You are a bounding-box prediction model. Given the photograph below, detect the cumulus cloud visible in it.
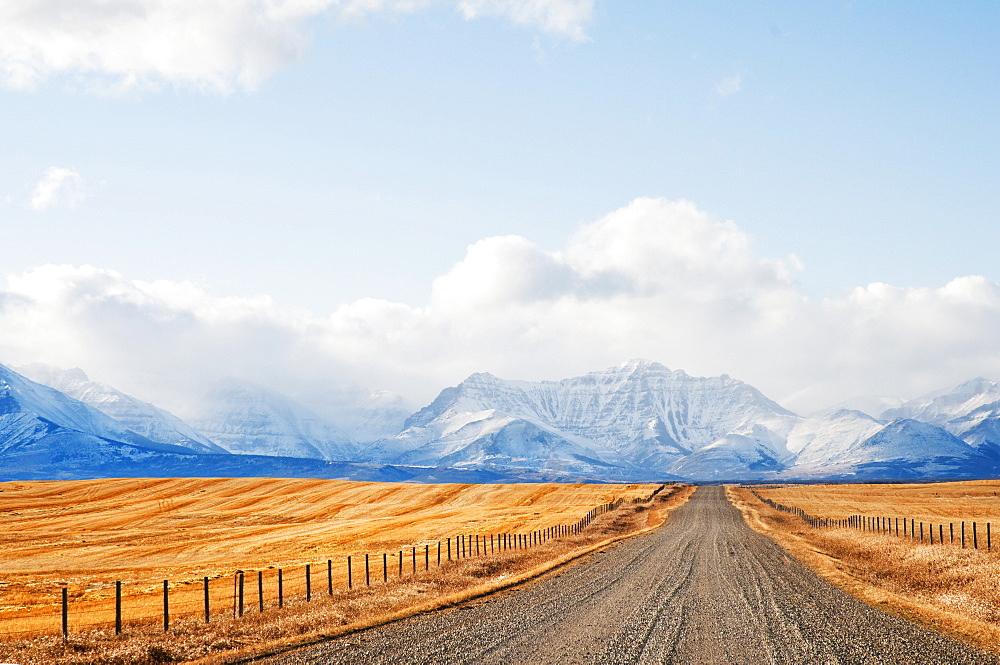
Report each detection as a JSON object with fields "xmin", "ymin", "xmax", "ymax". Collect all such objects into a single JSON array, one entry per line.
[
  {"xmin": 0, "ymin": 0, "xmax": 593, "ymax": 92},
  {"xmin": 30, "ymin": 166, "xmax": 85, "ymax": 210},
  {"xmin": 2, "ymin": 197, "xmax": 999, "ymax": 415}
]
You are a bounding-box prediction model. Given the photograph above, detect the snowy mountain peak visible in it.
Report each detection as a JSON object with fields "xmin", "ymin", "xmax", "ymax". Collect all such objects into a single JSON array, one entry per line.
[{"xmin": 378, "ymin": 361, "xmax": 799, "ymax": 480}]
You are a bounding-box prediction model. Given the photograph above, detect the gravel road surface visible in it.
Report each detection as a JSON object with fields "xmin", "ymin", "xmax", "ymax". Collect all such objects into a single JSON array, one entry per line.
[{"xmin": 259, "ymin": 486, "xmax": 998, "ymax": 664}]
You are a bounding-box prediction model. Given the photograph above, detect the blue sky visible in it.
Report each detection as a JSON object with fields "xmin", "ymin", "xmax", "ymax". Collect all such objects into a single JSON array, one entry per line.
[{"xmin": 1, "ymin": 1, "xmax": 999, "ymax": 412}]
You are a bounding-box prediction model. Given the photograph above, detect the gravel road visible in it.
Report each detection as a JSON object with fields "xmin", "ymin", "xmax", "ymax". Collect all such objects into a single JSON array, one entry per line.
[{"xmin": 258, "ymin": 486, "xmax": 998, "ymax": 664}]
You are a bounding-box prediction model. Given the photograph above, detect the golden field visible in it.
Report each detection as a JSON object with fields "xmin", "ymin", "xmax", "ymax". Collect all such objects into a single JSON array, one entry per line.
[
  {"xmin": 0, "ymin": 477, "xmax": 658, "ymax": 636},
  {"xmin": 734, "ymin": 481, "xmax": 1000, "ymax": 655},
  {"xmin": 0, "ymin": 478, "xmax": 686, "ymax": 664},
  {"xmin": 755, "ymin": 480, "xmax": 1000, "ymax": 522}
]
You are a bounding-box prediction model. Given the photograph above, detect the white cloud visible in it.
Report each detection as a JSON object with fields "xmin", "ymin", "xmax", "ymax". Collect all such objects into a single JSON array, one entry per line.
[
  {"xmin": 2, "ymin": 197, "xmax": 999, "ymax": 415},
  {"xmin": 715, "ymin": 75, "xmax": 741, "ymax": 98},
  {"xmin": 30, "ymin": 166, "xmax": 85, "ymax": 210},
  {"xmin": 0, "ymin": 0, "xmax": 593, "ymax": 93}
]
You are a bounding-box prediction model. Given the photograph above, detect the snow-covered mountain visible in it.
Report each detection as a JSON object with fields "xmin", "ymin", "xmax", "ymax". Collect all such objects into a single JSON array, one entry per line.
[
  {"xmin": 0, "ymin": 364, "xmax": 192, "ymax": 454},
  {"xmin": 372, "ymin": 360, "xmax": 795, "ymax": 479},
  {"xmin": 0, "ymin": 363, "xmax": 208, "ymax": 479},
  {"xmin": 782, "ymin": 410, "xmax": 886, "ymax": 476},
  {"xmin": 15, "ymin": 363, "xmax": 226, "ymax": 454},
  {"xmin": 185, "ymin": 378, "xmax": 358, "ymax": 461},
  {"xmin": 296, "ymin": 386, "xmax": 411, "ymax": 442},
  {"xmin": 815, "ymin": 419, "xmax": 996, "ymax": 479},
  {"xmin": 4, "ymin": 358, "xmax": 1000, "ymax": 482},
  {"xmin": 882, "ymin": 378, "xmax": 1000, "ymax": 457}
]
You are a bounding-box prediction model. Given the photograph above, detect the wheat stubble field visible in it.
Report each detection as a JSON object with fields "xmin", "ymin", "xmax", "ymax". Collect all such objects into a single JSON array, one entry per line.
[
  {"xmin": 736, "ymin": 481, "xmax": 1000, "ymax": 656},
  {"xmin": 0, "ymin": 477, "xmax": 668, "ymax": 663}
]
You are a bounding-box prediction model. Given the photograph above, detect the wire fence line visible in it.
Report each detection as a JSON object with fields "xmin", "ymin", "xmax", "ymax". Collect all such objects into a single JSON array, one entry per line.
[
  {"xmin": 2, "ymin": 484, "xmax": 668, "ymax": 639},
  {"xmin": 750, "ymin": 489, "xmax": 994, "ymax": 552}
]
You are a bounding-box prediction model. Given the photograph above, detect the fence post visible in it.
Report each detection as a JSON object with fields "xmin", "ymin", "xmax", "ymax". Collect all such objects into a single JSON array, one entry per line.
[
  {"xmin": 963, "ymin": 522, "xmax": 966, "ymax": 548},
  {"xmin": 399, "ymin": 550, "xmax": 403, "ymax": 577},
  {"xmin": 204, "ymin": 576, "xmax": 210, "ymax": 623},
  {"xmin": 278, "ymin": 569, "xmax": 284, "ymax": 608},
  {"xmin": 115, "ymin": 580, "xmax": 122, "ymax": 635},
  {"xmin": 328, "ymin": 559, "xmax": 333, "ymax": 595},
  {"xmin": 348, "ymin": 556, "xmax": 353, "ymax": 589},
  {"xmin": 306, "ymin": 564, "xmax": 311, "ymax": 601},
  {"xmin": 437, "ymin": 541, "xmax": 441, "ymax": 566},
  {"xmin": 163, "ymin": 580, "xmax": 169, "ymax": 632},
  {"xmin": 412, "ymin": 547, "xmax": 416, "ymax": 573},
  {"xmin": 239, "ymin": 572, "xmax": 245, "ymax": 617},
  {"xmin": 259, "ymin": 571, "xmax": 265, "ymax": 612},
  {"xmin": 365, "ymin": 554, "xmax": 370, "ymax": 586},
  {"xmin": 448, "ymin": 538, "xmax": 452, "ymax": 561},
  {"xmin": 974, "ymin": 523, "xmax": 979, "ymax": 549},
  {"xmin": 989, "ymin": 523, "xmax": 993, "ymax": 551},
  {"xmin": 62, "ymin": 587, "xmax": 68, "ymax": 639},
  {"xmin": 382, "ymin": 553, "xmax": 387, "ymax": 583}
]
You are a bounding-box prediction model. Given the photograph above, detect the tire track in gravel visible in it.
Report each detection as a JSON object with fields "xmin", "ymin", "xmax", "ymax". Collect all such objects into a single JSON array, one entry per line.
[{"xmin": 258, "ymin": 486, "xmax": 999, "ymax": 665}]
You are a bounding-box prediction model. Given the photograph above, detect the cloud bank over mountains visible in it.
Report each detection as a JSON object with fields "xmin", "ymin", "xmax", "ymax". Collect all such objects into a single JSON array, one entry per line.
[
  {"xmin": 1, "ymin": 197, "xmax": 998, "ymax": 412},
  {"xmin": 0, "ymin": 0, "xmax": 592, "ymax": 92}
]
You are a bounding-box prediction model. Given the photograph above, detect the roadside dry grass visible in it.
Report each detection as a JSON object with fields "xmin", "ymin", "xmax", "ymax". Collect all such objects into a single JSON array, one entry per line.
[
  {"xmin": 0, "ymin": 481, "xmax": 692, "ymax": 664},
  {"xmin": 731, "ymin": 484, "xmax": 1000, "ymax": 655}
]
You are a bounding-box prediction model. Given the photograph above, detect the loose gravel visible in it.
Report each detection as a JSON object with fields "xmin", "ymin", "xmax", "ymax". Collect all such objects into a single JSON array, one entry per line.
[{"xmin": 257, "ymin": 486, "xmax": 998, "ymax": 664}]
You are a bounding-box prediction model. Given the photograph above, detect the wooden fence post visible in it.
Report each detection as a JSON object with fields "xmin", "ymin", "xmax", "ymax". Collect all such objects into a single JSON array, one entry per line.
[
  {"xmin": 382, "ymin": 553, "xmax": 387, "ymax": 583},
  {"xmin": 259, "ymin": 571, "xmax": 265, "ymax": 612},
  {"xmin": 963, "ymin": 522, "xmax": 966, "ymax": 548},
  {"xmin": 115, "ymin": 580, "xmax": 122, "ymax": 635},
  {"xmin": 328, "ymin": 559, "xmax": 333, "ymax": 595},
  {"xmin": 974, "ymin": 523, "xmax": 979, "ymax": 549},
  {"xmin": 412, "ymin": 546, "xmax": 416, "ymax": 573},
  {"xmin": 989, "ymin": 523, "xmax": 992, "ymax": 551},
  {"xmin": 306, "ymin": 564, "xmax": 311, "ymax": 601},
  {"xmin": 163, "ymin": 580, "xmax": 169, "ymax": 632},
  {"xmin": 62, "ymin": 587, "xmax": 68, "ymax": 639},
  {"xmin": 239, "ymin": 572, "xmax": 245, "ymax": 617},
  {"xmin": 204, "ymin": 576, "xmax": 210, "ymax": 623},
  {"xmin": 425, "ymin": 544, "xmax": 430, "ymax": 570},
  {"xmin": 278, "ymin": 569, "xmax": 284, "ymax": 608},
  {"xmin": 348, "ymin": 556, "xmax": 353, "ymax": 589},
  {"xmin": 398, "ymin": 550, "xmax": 403, "ymax": 577},
  {"xmin": 365, "ymin": 554, "xmax": 370, "ymax": 586}
]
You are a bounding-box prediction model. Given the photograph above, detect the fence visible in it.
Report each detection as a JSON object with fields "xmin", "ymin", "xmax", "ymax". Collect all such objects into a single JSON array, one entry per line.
[
  {"xmin": 2, "ymin": 484, "xmax": 668, "ymax": 639},
  {"xmin": 751, "ymin": 489, "xmax": 994, "ymax": 551}
]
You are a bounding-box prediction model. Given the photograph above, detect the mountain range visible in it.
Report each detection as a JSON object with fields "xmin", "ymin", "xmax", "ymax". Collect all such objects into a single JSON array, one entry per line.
[{"xmin": 3, "ymin": 360, "xmax": 1000, "ymax": 483}]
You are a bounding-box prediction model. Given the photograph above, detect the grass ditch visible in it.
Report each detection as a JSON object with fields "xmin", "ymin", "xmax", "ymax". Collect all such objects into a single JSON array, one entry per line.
[
  {"xmin": 730, "ymin": 485, "xmax": 1000, "ymax": 655},
  {"xmin": 0, "ymin": 485, "xmax": 694, "ymax": 664}
]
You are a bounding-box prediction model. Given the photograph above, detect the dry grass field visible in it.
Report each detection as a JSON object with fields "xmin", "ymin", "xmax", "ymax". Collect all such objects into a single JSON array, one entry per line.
[
  {"xmin": 733, "ymin": 482, "xmax": 1000, "ymax": 655},
  {"xmin": 0, "ymin": 477, "xmax": 676, "ymax": 663},
  {"xmin": 754, "ymin": 480, "xmax": 1000, "ymax": 522}
]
